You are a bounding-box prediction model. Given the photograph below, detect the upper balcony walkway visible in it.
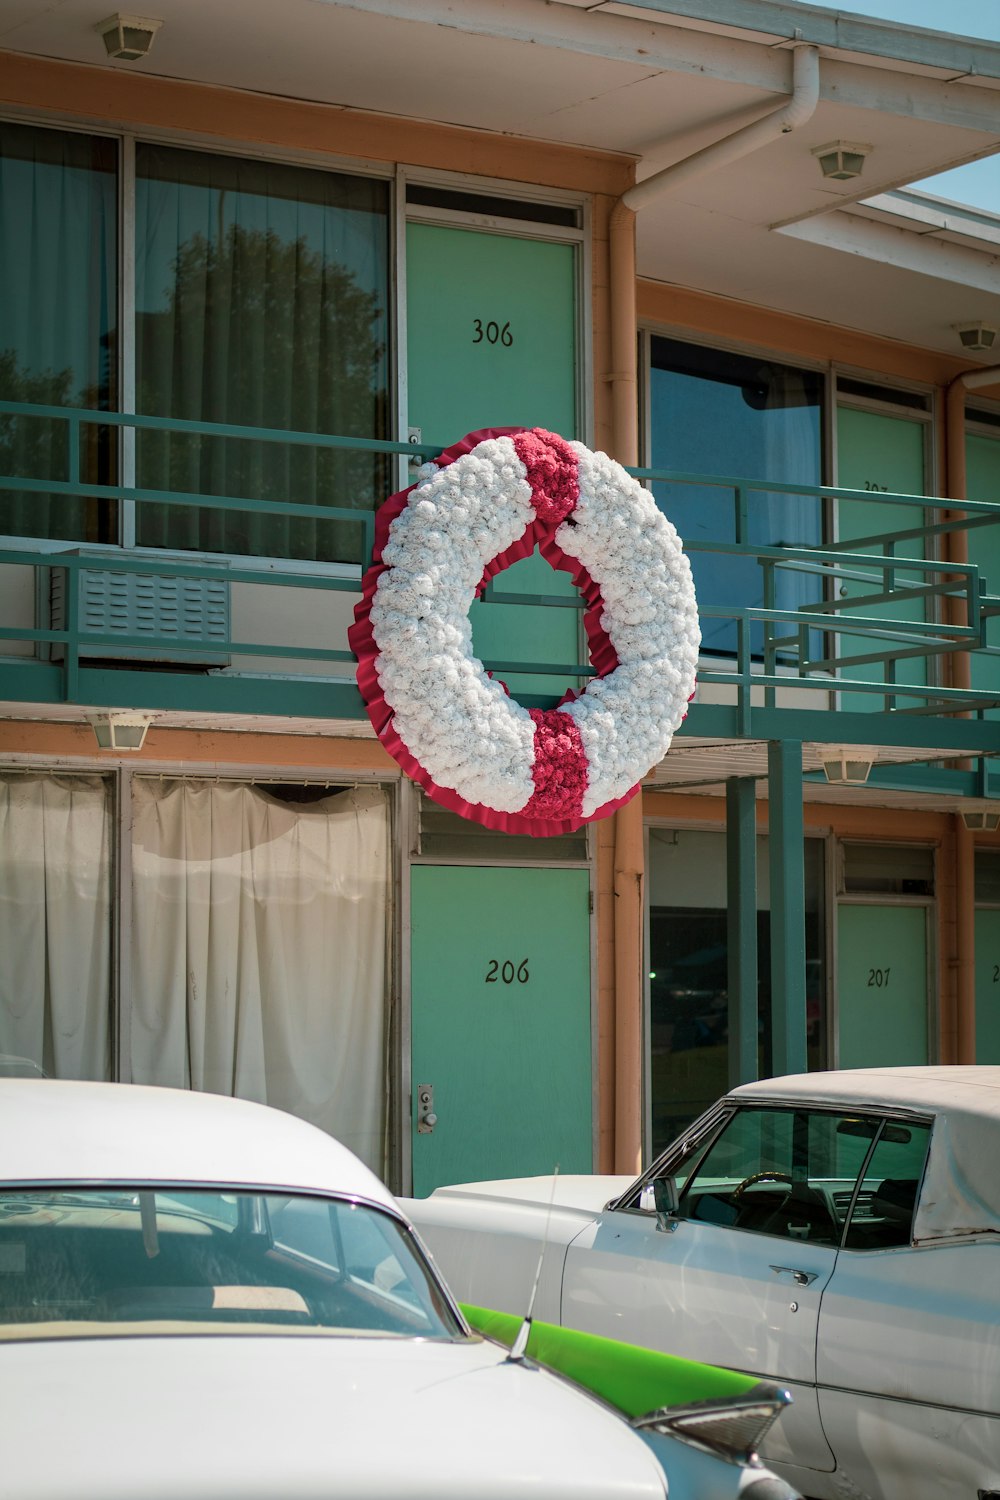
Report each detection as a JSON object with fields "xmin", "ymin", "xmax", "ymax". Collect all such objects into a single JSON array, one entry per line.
[{"xmin": 0, "ymin": 402, "xmax": 997, "ymax": 781}]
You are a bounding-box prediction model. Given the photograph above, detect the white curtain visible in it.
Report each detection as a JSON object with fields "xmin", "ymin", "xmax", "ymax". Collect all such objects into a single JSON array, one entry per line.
[
  {"xmin": 130, "ymin": 779, "xmax": 390, "ymax": 1174},
  {"xmin": 0, "ymin": 774, "xmax": 112, "ymax": 1078}
]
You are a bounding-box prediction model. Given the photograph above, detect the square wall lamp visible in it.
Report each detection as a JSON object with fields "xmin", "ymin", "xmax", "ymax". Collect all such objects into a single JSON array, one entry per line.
[
  {"xmin": 96, "ymin": 13, "xmax": 162, "ymax": 60},
  {"xmin": 821, "ymin": 747, "xmax": 874, "ymax": 786},
  {"xmin": 961, "ymin": 804, "xmax": 1000, "ymax": 832},
  {"xmin": 87, "ymin": 711, "xmax": 154, "ymax": 751},
  {"xmin": 812, "ymin": 141, "xmax": 872, "ymax": 182}
]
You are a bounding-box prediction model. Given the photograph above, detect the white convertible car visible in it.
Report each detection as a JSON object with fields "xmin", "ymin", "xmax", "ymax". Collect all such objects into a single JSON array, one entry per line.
[
  {"xmin": 0, "ymin": 1078, "xmax": 799, "ymax": 1500},
  {"xmin": 406, "ymin": 1066, "xmax": 1000, "ymax": 1500}
]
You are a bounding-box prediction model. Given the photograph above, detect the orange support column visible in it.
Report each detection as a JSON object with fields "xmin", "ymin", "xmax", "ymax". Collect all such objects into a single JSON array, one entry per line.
[{"xmin": 608, "ymin": 195, "xmax": 645, "ymax": 1173}]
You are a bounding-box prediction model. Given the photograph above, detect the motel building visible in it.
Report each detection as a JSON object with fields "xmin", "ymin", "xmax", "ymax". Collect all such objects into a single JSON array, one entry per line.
[{"xmin": 0, "ymin": 0, "xmax": 999, "ymax": 1194}]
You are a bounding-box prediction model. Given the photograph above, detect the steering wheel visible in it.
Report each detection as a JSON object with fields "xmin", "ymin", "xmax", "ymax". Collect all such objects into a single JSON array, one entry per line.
[{"xmin": 732, "ymin": 1170, "xmax": 793, "ymax": 1200}]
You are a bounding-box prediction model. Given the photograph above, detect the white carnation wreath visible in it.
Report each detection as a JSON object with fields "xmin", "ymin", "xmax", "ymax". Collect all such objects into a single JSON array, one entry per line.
[{"xmin": 350, "ymin": 428, "xmax": 700, "ymax": 836}]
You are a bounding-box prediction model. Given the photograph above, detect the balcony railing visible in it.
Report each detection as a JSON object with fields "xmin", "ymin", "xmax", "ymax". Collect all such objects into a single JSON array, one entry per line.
[{"xmin": 0, "ymin": 401, "xmax": 997, "ymax": 760}]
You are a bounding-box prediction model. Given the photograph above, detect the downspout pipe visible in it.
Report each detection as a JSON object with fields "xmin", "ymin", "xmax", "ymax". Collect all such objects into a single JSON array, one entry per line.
[
  {"xmin": 609, "ymin": 44, "xmax": 820, "ymax": 1173},
  {"xmin": 945, "ymin": 363, "xmax": 1000, "ymax": 1065},
  {"xmin": 621, "ymin": 46, "xmax": 821, "ymax": 214}
]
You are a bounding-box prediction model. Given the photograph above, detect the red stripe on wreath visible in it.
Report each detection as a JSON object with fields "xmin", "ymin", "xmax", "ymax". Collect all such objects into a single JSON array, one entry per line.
[
  {"xmin": 510, "ymin": 428, "xmax": 578, "ymax": 525},
  {"xmin": 523, "ymin": 708, "xmax": 588, "ymax": 822}
]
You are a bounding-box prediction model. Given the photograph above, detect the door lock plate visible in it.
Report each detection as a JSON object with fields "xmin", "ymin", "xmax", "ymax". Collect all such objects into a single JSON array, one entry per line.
[{"xmin": 416, "ymin": 1083, "xmax": 437, "ymax": 1134}]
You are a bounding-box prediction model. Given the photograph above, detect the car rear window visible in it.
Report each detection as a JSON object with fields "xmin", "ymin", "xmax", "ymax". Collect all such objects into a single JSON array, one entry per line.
[{"xmin": 0, "ymin": 1187, "xmax": 461, "ymax": 1341}]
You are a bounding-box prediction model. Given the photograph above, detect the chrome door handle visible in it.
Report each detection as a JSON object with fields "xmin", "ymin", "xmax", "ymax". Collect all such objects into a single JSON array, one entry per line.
[{"xmin": 769, "ymin": 1264, "xmax": 817, "ymax": 1286}]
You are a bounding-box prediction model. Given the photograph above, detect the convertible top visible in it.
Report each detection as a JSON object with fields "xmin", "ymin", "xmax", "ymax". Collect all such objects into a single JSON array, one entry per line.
[{"xmin": 732, "ymin": 1066, "xmax": 1000, "ymax": 1244}]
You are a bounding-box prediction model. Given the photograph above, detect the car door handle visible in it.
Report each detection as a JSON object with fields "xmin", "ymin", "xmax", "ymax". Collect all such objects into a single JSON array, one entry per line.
[{"xmin": 769, "ymin": 1264, "xmax": 817, "ymax": 1286}]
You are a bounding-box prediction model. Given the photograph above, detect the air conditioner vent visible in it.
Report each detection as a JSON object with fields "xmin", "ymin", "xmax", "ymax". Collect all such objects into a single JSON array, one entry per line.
[{"xmin": 49, "ymin": 556, "xmax": 230, "ymax": 666}]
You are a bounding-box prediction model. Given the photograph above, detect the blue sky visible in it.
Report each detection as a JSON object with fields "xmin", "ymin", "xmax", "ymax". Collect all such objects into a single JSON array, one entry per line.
[{"xmin": 802, "ymin": 0, "xmax": 1000, "ymax": 211}]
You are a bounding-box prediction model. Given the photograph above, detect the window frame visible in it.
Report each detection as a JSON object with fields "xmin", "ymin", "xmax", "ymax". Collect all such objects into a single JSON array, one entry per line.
[
  {"xmin": 616, "ymin": 1100, "xmax": 933, "ymax": 1254},
  {"xmin": 0, "ymin": 107, "xmax": 397, "ymax": 575}
]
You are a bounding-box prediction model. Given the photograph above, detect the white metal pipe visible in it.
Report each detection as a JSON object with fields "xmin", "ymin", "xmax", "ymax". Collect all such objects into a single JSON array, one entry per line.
[
  {"xmin": 621, "ymin": 45, "xmax": 821, "ymax": 213},
  {"xmin": 954, "ymin": 364, "xmax": 1000, "ymax": 392}
]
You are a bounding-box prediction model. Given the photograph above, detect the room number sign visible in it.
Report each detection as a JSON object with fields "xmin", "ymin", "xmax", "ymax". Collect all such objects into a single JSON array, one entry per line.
[
  {"xmin": 485, "ymin": 958, "xmax": 530, "ymax": 984},
  {"xmin": 472, "ymin": 319, "xmax": 514, "ymax": 347}
]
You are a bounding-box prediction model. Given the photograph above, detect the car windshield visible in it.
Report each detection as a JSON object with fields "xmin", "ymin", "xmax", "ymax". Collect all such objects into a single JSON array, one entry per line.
[{"xmin": 0, "ymin": 1187, "xmax": 462, "ymax": 1342}]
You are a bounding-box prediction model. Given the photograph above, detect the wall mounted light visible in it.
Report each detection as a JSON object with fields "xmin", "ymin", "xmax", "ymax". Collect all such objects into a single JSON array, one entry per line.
[
  {"xmin": 96, "ymin": 13, "xmax": 162, "ymax": 61},
  {"xmin": 811, "ymin": 141, "xmax": 872, "ymax": 182},
  {"xmin": 954, "ymin": 322, "xmax": 998, "ymax": 352},
  {"xmin": 960, "ymin": 804, "xmax": 1000, "ymax": 832},
  {"xmin": 87, "ymin": 712, "xmax": 154, "ymax": 751},
  {"xmin": 821, "ymin": 748, "xmax": 874, "ymax": 786}
]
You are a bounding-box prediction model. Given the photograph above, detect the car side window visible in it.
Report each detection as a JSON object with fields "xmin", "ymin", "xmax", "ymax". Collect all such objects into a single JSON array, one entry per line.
[
  {"xmin": 842, "ymin": 1121, "xmax": 930, "ymax": 1251},
  {"xmin": 671, "ymin": 1107, "xmax": 888, "ymax": 1248}
]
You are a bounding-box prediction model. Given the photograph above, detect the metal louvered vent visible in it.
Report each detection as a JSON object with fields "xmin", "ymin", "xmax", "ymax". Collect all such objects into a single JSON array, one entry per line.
[
  {"xmin": 833, "ymin": 1189, "xmax": 876, "ymax": 1218},
  {"xmin": 49, "ymin": 556, "xmax": 230, "ymax": 667}
]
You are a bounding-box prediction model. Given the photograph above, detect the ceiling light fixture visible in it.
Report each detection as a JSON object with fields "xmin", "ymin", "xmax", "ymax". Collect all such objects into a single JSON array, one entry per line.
[
  {"xmin": 96, "ymin": 13, "xmax": 162, "ymax": 61},
  {"xmin": 87, "ymin": 711, "xmax": 155, "ymax": 751},
  {"xmin": 811, "ymin": 141, "xmax": 872, "ymax": 182},
  {"xmin": 821, "ymin": 748, "xmax": 874, "ymax": 786},
  {"xmin": 960, "ymin": 804, "xmax": 1000, "ymax": 832},
  {"xmin": 954, "ymin": 322, "xmax": 999, "ymax": 352}
]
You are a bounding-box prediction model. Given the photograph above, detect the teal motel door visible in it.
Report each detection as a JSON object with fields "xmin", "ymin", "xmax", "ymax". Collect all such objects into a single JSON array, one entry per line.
[
  {"xmin": 836, "ymin": 904, "xmax": 929, "ymax": 1067},
  {"xmin": 836, "ymin": 402, "xmax": 930, "ymax": 715},
  {"xmin": 406, "ymin": 205, "xmax": 593, "ymax": 1195},
  {"xmin": 405, "ymin": 215, "xmax": 581, "ymax": 699},
  {"xmin": 410, "ymin": 866, "xmax": 593, "ymax": 1196}
]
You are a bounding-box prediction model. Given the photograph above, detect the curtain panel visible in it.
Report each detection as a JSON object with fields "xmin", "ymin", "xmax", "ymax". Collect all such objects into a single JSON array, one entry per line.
[
  {"xmin": 0, "ymin": 774, "xmax": 113, "ymax": 1078},
  {"xmin": 0, "ymin": 122, "xmax": 118, "ymax": 543},
  {"xmin": 130, "ymin": 779, "xmax": 391, "ymax": 1174}
]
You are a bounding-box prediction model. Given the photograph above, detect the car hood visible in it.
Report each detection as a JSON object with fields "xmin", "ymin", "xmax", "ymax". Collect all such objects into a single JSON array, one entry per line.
[
  {"xmin": 1, "ymin": 1332, "xmax": 668, "ymax": 1499},
  {"xmin": 419, "ymin": 1173, "xmax": 635, "ymax": 1214}
]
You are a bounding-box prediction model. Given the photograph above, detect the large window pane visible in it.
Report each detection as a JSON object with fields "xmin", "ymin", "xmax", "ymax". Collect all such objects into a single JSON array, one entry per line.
[
  {"xmin": 649, "ymin": 337, "xmax": 823, "ymax": 656},
  {"xmin": 135, "ymin": 144, "xmax": 390, "ymax": 562},
  {"xmin": 0, "ymin": 123, "xmax": 118, "ymax": 542},
  {"xmin": 648, "ymin": 828, "xmax": 826, "ymax": 1153},
  {"xmin": 0, "ymin": 1188, "xmax": 459, "ymax": 1339}
]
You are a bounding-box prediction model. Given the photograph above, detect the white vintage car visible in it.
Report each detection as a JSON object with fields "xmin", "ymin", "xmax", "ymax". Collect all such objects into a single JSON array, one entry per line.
[
  {"xmin": 0, "ymin": 1079, "xmax": 799, "ymax": 1500},
  {"xmin": 406, "ymin": 1065, "xmax": 1000, "ymax": 1500}
]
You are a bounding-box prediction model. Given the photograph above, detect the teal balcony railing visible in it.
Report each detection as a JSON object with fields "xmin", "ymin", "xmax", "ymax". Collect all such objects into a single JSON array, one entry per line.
[{"xmin": 0, "ymin": 402, "xmax": 998, "ymax": 765}]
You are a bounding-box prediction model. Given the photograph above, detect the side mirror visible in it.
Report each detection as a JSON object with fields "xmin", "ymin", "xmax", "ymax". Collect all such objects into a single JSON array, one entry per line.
[
  {"xmin": 639, "ymin": 1176, "xmax": 679, "ymax": 1231},
  {"xmin": 653, "ymin": 1175, "xmax": 679, "ymax": 1231}
]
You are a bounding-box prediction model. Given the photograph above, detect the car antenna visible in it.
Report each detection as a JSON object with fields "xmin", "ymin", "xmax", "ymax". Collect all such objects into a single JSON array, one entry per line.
[{"xmin": 507, "ymin": 1164, "xmax": 559, "ymax": 1363}]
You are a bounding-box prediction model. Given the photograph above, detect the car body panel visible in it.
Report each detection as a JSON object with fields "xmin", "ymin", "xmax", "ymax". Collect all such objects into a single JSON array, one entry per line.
[
  {"xmin": 407, "ymin": 1067, "xmax": 1000, "ymax": 1500},
  {"xmin": 408, "ymin": 1187, "xmax": 600, "ymax": 1323},
  {"xmin": 818, "ymin": 1238, "xmax": 1000, "ymax": 1414},
  {"xmin": 562, "ymin": 1212, "xmax": 837, "ymax": 1471},
  {"xmin": 1, "ymin": 1080, "xmax": 802, "ymax": 1500},
  {"xmin": 1, "ymin": 1334, "xmax": 672, "ymax": 1500}
]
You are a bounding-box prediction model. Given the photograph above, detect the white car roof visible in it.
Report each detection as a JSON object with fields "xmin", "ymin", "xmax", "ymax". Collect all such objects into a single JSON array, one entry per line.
[
  {"xmin": 0, "ymin": 1079, "xmax": 397, "ymax": 1211},
  {"xmin": 731, "ymin": 1065, "xmax": 1000, "ymax": 1116},
  {"xmin": 730, "ymin": 1066, "xmax": 1000, "ymax": 1243}
]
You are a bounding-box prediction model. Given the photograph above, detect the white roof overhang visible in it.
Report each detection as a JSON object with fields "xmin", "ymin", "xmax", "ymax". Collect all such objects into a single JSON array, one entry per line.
[{"xmin": 0, "ymin": 0, "xmax": 998, "ymax": 355}]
